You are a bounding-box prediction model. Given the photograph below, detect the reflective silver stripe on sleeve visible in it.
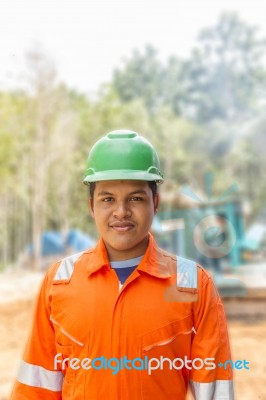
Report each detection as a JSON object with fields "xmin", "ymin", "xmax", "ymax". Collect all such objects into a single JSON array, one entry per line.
[
  {"xmin": 54, "ymin": 252, "xmax": 82, "ymax": 281},
  {"xmin": 190, "ymin": 379, "xmax": 234, "ymax": 400},
  {"xmin": 17, "ymin": 360, "xmax": 63, "ymax": 392},
  {"xmin": 177, "ymin": 256, "xmax": 197, "ymax": 289}
]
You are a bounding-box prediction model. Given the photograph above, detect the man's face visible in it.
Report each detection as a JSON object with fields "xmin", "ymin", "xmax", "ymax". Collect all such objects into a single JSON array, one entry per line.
[{"xmin": 90, "ymin": 180, "xmax": 159, "ymax": 261}]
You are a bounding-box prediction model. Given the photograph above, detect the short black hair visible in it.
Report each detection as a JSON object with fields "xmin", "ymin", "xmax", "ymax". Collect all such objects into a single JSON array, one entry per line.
[{"xmin": 89, "ymin": 181, "xmax": 158, "ymax": 202}]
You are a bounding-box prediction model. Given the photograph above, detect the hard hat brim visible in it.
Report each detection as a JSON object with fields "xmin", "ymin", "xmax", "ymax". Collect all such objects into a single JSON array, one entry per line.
[{"xmin": 83, "ymin": 170, "xmax": 164, "ymax": 185}]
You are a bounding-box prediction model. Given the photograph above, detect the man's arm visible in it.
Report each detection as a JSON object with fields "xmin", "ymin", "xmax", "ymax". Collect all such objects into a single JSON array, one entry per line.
[
  {"xmin": 189, "ymin": 267, "xmax": 234, "ymax": 400},
  {"xmin": 10, "ymin": 271, "xmax": 63, "ymax": 400}
]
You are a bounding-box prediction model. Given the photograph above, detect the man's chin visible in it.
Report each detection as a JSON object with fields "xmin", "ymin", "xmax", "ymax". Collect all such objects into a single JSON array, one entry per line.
[{"xmin": 104, "ymin": 236, "xmax": 149, "ymax": 259}]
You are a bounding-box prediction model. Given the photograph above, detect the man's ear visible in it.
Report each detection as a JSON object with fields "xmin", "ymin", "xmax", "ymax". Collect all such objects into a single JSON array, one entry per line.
[
  {"xmin": 89, "ymin": 198, "xmax": 94, "ymax": 217},
  {"xmin": 154, "ymin": 193, "xmax": 159, "ymax": 214}
]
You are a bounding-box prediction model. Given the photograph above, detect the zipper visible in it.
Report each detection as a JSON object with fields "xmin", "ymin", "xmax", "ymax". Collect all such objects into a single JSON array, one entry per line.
[
  {"xmin": 143, "ymin": 328, "xmax": 195, "ymax": 352},
  {"xmin": 50, "ymin": 316, "xmax": 84, "ymax": 347}
]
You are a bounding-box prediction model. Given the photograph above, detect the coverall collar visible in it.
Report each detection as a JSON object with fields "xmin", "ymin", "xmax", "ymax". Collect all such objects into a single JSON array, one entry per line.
[{"xmin": 86, "ymin": 233, "xmax": 172, "ymax": 279}]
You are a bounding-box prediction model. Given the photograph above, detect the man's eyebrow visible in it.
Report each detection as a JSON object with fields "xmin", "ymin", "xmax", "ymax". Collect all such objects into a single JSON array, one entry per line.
[
  {"xmin": 97, "ymin": 191, "xmax": 114, "ymax": 196},
  {"xmin": 97, "ymin": 189, "xmax": 148, "ymax": 197},
  {"xmin": 128, "ymin": 190, "xmax": 148, "ymax": 196}
]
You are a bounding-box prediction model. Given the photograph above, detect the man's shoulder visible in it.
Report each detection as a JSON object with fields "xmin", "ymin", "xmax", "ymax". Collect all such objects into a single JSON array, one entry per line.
[
  {"xmin": 156, "ymin": 245, "xmax": 199, "ymax": 271},
  {"xmin": 156, "ymin": 244, "xmax": 212, "ymax": 289},
  {"xmin": 46, "ymin": 247, "xmax": 95, "ymax": 282}
]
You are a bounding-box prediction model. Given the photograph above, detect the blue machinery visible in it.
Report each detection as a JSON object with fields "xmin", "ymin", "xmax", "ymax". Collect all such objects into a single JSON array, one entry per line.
[{"xmin": 155, "ymin": 198, "xmax": 245, "ymax": 269}]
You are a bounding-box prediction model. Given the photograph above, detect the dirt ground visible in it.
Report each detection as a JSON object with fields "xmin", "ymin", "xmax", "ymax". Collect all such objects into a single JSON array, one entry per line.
[{"xmin": 0, "ymin": 271, "xmax": 266, "ymax": 399}]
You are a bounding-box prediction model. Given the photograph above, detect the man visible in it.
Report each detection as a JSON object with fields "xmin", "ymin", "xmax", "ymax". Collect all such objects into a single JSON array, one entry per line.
[{"xmin": 10, "ymin": 130, "xmax": 234, "ymax": 399}]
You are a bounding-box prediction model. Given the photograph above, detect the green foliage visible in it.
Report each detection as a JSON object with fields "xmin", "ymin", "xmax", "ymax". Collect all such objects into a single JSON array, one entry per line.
[
  {"xmin": 1, "ymin": 12, "xmax": 266, "ymax": 269},
  {"xmin": 113, "ymin": 45, "xmax": 186, "ymax": 115},
  {"xmin": 182, "ymin": 12, "xmax": 266, "ymax": 123},
  {"xmin": 0, "ymin": 93, "xmax": 27, "ymax": 189},
  {"xmin": 113, "ymin": 13, "xmax": 266, "ymax": 127},
  {"xmin": 113, "ymin": 46, "xmax": 164, "ymax": 112}
]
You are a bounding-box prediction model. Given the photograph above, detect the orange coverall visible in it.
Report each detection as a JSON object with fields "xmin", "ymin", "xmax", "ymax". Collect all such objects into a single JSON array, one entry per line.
[{"xmin": 10, "ymin": 233, "xmax": 233, "ymax": 399}]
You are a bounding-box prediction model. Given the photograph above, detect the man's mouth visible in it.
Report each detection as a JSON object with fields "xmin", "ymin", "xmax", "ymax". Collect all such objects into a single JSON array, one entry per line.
[{"xmin": 110, "ymin": 222, "xmax": 135, "ymax": 232}]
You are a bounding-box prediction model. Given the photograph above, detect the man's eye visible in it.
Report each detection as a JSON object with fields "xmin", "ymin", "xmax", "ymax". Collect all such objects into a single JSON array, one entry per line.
[
  {"xmin": 130, "ymin": 197, "xmax": 143, "ymax": 201},
  {"xmin": 103, "ymin": 197, "xmax": 113, "ymax": 202}
]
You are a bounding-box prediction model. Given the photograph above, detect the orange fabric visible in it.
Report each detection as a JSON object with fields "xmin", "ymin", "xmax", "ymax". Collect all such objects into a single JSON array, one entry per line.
[{"xmin": 10, "ymin": 234, "xmax": 232, "ymax": 400}]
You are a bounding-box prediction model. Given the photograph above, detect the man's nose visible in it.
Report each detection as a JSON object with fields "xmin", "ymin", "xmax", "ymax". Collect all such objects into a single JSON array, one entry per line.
[{"xmin": 113, "ymin": 201, "xmax": 132, "ymax": 218}]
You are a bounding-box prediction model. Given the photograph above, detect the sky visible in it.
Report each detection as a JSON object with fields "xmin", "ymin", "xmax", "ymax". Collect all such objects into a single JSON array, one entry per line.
[{"xmin": 1, "ymin": 0, "xmax": 266, "ymax": 94}]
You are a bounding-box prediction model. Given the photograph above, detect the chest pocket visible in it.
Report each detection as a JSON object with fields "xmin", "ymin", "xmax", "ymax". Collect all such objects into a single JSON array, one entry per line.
[
  {"xmin": 140, "ymin": 314, "xmax": 193, "ymax": 356},
  {"xmin": 51, "ymin": 311, "xmax": 90, "ymax": 400},
  {"xmin": 139, "ymin": 315, "xmax": 194, "ymax": 400},
  {"xmin": 51, "ymin": 312, "xmax": 87, "ymax": 347},
  {"xmin": 51, "ymin": 288, "xmax": 90, "ymax": 400}
]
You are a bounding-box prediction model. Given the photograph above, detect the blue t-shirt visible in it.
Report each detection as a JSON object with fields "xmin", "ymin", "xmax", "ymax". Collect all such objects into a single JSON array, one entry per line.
[{"xmin": 110, "ymin": 255, "xmax": 143, "ymax": 284}]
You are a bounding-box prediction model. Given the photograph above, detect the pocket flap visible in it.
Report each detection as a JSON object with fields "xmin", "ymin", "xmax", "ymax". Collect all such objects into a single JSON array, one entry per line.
[
  {"xmin": 140, "ymin": 314, "xmax": 193, "ymax": 351},
  {"xmin": 51, "ymin": 312, "xmax": 87, "ymax": 347}
]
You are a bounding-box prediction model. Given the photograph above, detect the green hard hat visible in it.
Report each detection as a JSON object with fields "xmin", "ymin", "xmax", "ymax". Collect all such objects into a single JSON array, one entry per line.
[{"xmin": 83, "ymin": 130, "xmax": 164, "ymax": 184}]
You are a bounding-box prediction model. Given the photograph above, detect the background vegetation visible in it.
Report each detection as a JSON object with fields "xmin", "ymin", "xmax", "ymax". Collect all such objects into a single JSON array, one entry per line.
[{"xmin": 1, "ymin": 13, "xmax": 266, "ymax": 269}]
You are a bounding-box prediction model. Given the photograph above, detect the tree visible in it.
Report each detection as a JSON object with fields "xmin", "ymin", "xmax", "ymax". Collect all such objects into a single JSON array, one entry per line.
[
  {"xmin": 0, "ymin": 92, "xmax": 27, "ymax": 269},
  {"xmin": 182, "ymin": 12, "xmax": 266, "ymax": 123},
  {"xmin": 229, "ymin": 117, "xmax": 266, "ymax": 216},
  {"xmin": 0, "ymin": 49, "xmax": 79, "ymax": 269},
  {"xmin": 113, "ymin": 13, "xmax": 266, "ymax": 125},
  {"xmin": 113, "ymin": 45, "xmax": 165, "ymax": 112},
  {"xmin": 23, "ymin": 49, "xmax": 78, "ymax": 268}
]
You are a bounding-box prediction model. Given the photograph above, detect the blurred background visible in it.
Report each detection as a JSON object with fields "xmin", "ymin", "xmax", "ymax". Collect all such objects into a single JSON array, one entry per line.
[{"xmin": 0, "ymin": 0, "xmax": 266, "ymax": 399}]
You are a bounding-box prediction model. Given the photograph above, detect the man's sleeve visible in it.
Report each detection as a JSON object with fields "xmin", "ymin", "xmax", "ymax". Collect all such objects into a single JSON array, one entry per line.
[
  {"xmin": 190, "ymin": 267, "xmax": 234, "ymax": 400},
  {"xmin": 9, "ymin": 268, "xmax": 63, "ymax": 400}
]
